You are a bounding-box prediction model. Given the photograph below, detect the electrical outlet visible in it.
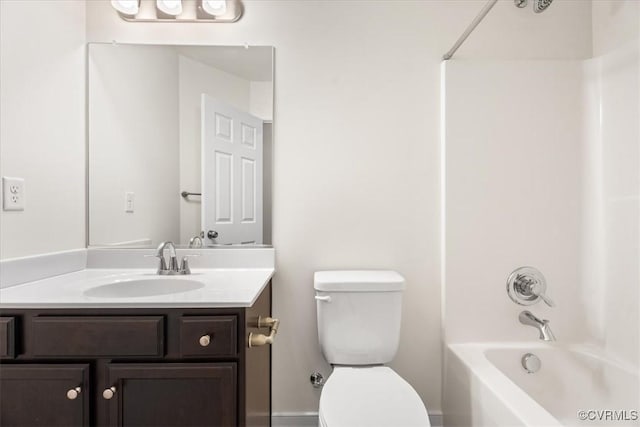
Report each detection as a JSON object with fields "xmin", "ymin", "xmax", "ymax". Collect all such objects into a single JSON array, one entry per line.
[
  {"xmin": 125, "ymin": 192, "xmax": 135, "ymax": 213},
  {"xmin": 2, "ymin": 177, "xmax": 25, "ymax": 211}
]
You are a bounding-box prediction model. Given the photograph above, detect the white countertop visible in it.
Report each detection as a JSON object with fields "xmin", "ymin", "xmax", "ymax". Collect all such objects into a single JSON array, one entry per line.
[{"xmin": 0, "ymin": 268, "xmax": 274, "ymax": 308}]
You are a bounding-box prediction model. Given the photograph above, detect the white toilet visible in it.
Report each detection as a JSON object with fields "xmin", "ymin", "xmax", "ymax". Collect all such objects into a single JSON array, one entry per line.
[{"xmin": 314, "ymin": 270, "xmax": 431, "ymax": 427}]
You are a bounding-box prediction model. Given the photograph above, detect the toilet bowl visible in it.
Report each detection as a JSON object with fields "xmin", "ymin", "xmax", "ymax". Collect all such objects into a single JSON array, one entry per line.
[
  {"xmin": 314, "ymin": 271, "xmax": 430, "ymax": 427},
  {"xmin": 319, "ymin": 366, "xmax": 430, "ymax": 427}
]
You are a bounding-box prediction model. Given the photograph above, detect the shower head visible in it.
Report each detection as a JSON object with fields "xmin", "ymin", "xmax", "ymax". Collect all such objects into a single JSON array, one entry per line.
[
  {"xmin": 514, "ymin": 0, "xmax": 554, "ymax": 13},
  {"xmin": 533, "ymin": 0, "xmax": 554, "ymax": 13}
]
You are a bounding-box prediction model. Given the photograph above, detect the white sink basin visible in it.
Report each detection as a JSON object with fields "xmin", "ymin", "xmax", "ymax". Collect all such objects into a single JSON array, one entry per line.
[
  {"xmin": 0, "ymin": 265, "xmax": 275, "ymax": 308},
  {"xmin": 84, "ymin": 277, "xmax": 205, "ymax": 298}
]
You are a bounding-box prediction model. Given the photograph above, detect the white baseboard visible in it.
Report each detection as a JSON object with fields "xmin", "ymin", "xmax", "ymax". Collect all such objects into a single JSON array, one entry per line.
[
  {"xmin": 272, "ymin": 412, "xmax": 319, "ymax": 427},
  {"xmin": 272, "ymin": 411, "xmax": 443, "ymax": 427},
  {"xmin": 430, "ymin": 412, "xmax": 443, "ymax": 426}
]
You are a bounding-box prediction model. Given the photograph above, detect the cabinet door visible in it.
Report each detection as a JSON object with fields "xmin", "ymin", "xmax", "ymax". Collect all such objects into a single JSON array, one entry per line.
[
  {"xmin": 104, "ymin": 363, "xmax": 236, "ymax": 427},
  {"xmin": 0, "ymin": 364, "xmax": 90, "ymax": 427}
]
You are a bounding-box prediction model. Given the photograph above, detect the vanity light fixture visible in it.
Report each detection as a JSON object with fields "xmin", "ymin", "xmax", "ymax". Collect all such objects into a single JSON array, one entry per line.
[
  {"xmin": 200, "ymin": 0, "xmax": 227, "ymax": 17},
  {"xmin": 111, "ymin": 0, "xmax": 140, "ymax": 17},
  {"xmin": 112, "ymin": 0, "xmax": 242, "ymax": 22},
  {"xmin": 156, "ymin": 0, "xmax": 183, "ymax": 17}
]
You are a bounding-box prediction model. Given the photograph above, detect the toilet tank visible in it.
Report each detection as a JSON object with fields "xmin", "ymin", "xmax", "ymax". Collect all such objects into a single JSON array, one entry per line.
[{"xmin": 314, "ymin": 270, "xmax": 405, "ymax": 365}]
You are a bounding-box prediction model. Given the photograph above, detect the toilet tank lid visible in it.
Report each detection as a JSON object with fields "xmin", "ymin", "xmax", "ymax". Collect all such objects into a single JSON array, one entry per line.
[{"xmin": 314, "ymin": 270, "xmax": 405, "ymax": 292}]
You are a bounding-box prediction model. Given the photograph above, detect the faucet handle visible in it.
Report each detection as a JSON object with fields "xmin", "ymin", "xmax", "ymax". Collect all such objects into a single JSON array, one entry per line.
[
  {"xmin": 179, "ymin": 254, "xmax": 200, "ymax": 275},
  {"xmin": 531, "ymin": 285, "xmax": 555, "ymax": 307},
  {"xmin": 523, "ymin": 275, "xmax": 555, "ymax": 307}
]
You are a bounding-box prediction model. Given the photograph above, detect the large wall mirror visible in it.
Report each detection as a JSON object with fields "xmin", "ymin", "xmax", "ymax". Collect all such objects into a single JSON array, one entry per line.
[{"xmin": 88, "ymin": 43, "xmax": 274, "ymax": 248}]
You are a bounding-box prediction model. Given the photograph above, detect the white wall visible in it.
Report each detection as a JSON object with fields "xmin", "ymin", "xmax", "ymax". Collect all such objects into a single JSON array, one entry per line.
[
  {"xmin": 250, "ymin": 81, "xmax": 274, "ymax": 121},
  {"xmin": 592, "ymin": 0, "xmax": 640, "ymax": 56},
  {"xmin": 89, "ymin": 44, "xmax": 180, "ymax": 246},
  {"xmin": 583, "ymin": 0, "xmax": 639, "ymax": 368},
  {"xmin": 178, "ymin": 55, "xmax": 252, "ymax": 242},
  {"xmin": 85, "ymin": 0, "xmax": 592, "ymax": 414},
  {"xmin": 582, "ymin": 45, "xmax": 639, "ymax": 369},
  {"xmin": 0, "ymin": 0, "xmax": 86, "ymax": 259},
  {"xmin": 443, "ymin": 60, "xmax": 587, "ymax": 343}
]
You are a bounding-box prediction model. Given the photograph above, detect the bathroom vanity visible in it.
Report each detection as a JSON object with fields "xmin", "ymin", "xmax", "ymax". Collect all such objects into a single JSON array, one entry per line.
[
  {"xmin": 0, "ymin": 285, "xmax": 270, "ymax": 427},
  {"xmin": 0, "ymin": 41, "xmax": 277, "ymax": 427},
  {"xmin": 0, "ymin": 250, "xmax": 275, "ymax": 427}
]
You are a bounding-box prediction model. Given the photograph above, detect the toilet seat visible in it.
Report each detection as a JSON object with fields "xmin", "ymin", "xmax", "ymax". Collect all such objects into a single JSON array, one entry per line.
[{"xmin": 318, "ymin": 366, "xmax": 431, "ymax": 427}]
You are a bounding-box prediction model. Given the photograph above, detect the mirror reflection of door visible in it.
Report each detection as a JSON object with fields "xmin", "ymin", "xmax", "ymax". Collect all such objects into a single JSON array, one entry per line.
[
  {"xmin": 87, "ymin": 44, "xmax": 273, "ymax": 248},
  {"xmin": 201, "ymin": 94, "xmax": 263, "ymax": 245}
]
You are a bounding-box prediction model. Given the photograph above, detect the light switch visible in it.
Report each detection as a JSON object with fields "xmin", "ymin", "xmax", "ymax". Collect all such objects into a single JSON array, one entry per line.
[
  {"xmin": 2, "ymin": 177, "xmax": 25, "ymax": 211},
  {"xmin": 125, "ymin": 192, "xmax": 135, "ymax": 213}
]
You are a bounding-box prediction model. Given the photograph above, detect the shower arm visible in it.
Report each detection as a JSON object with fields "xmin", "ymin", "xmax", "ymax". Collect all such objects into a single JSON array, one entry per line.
[{"xmin": 443, "ymin": 0, "xmax": 498, "ymax": 61}]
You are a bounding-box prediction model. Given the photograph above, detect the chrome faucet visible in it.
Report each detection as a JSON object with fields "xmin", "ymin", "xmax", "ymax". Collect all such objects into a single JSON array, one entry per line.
[
  {"xmin": 519, "ymin": 310, "xmax": 556, "ymax": 341},
  {"xmin": 188, "ymin": 235, "xmax": 203, "ymax": 248},
  {"xmin": 150, "ymin": 241, "xmax": 193, "ymax": 275}
]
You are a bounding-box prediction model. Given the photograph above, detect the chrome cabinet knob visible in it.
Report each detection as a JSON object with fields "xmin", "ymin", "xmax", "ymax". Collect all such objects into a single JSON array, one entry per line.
[
  {"xmin": 102, "ymin": 386, "xmax": 116, "ymax": 400},
  {"xmin": 199, "ymin": 334, "xmax": 211, "ymax": 347},
  {"xmin": 66, "ymin": 387, "xmax": 81, "ymax": 400},
  {"xmin": 207, "ymin": 230, "xmax": 218, "ymax": 239}
]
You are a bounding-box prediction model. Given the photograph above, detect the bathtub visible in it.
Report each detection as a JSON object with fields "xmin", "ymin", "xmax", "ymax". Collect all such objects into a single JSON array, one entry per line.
[{"xmin": 443, "ymin": 342, "xmax": 639, "ymax": 427}]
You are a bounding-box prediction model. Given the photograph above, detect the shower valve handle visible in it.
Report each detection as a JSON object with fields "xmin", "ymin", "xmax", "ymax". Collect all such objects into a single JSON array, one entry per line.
[
  {"xmin": 521, "ymin": 276, "xmax": 554, "ymax": 307},
  {"xmin": 530, "ymin": 285, "xmax": 554, "ymax": 307},
  {"xmin": 507, "ymin": 267, "xmax": 555, "ymax": 307}
]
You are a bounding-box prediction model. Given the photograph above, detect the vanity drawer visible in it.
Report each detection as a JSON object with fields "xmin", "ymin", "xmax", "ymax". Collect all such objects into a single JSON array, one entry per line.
[
  {"xmin": 179, "ymin": 316, "xmax": 237, "ymax": 357},
  {"xmin": 32, "ymin": 316, "xmax": 164, "ymax": 357},
  {"xmin": 0, "ymin": 317, "xmax": 16, "ymax": 358}
]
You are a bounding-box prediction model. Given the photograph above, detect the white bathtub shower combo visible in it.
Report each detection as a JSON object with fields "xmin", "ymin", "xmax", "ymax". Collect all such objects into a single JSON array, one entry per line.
[
  {"xmin": 441, "ymin": 0, "xmax": 639, "ymax": 423},
  {"xmin": 445, "ymin": 343, "xmax": 639, "ymax": 427}
]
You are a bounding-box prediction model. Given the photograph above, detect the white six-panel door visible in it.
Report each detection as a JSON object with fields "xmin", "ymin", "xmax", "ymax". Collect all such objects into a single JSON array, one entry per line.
[{"xmin": 201, "ymin": 94, "xmax": 263, "ymax": 244}]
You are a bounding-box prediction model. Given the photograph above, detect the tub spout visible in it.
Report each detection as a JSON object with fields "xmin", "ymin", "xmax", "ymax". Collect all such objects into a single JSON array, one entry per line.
[{"xmin": 519, "ymin": 310, "xmax": 556, "ymax": 341}]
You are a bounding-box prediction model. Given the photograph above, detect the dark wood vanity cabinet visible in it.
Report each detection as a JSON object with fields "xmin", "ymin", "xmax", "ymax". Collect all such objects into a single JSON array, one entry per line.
[
  {"xmin": 104, "ymin": 363, "xmax": 237, "ymax": 427},
  {"xmin": 0, "ymin": 283, "xmax": 271, "ymax": 427},
  {"xmin": 0, "ymin": 364, "xmax": 90, "ymax": 427}
]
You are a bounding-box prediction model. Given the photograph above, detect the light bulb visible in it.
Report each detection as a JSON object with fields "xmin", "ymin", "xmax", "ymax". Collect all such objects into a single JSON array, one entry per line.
[
  {"xmin": 111, "ymin": 0, "xmax": 140, "ymax": 17},
  {"xmin": 157, "ymin": 0, "xmax": 183, "ymax": 16},
  {"xmin": 201, "ymin": 0, "xmax": 227, "ymax": 16}
]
